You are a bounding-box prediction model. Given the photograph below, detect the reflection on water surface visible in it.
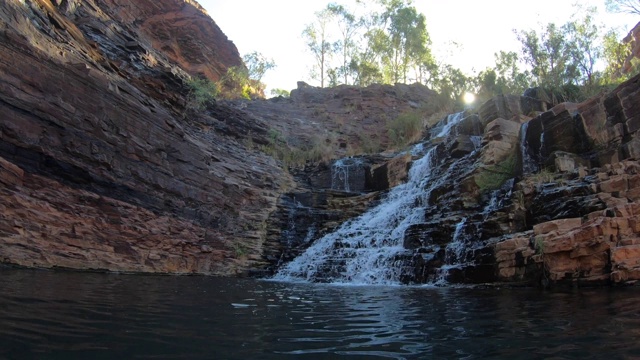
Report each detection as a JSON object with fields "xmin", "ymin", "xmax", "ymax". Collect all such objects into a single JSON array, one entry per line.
[{"xmin": 1, "ymin": 268, "xmax": 640, "ymax": 359}]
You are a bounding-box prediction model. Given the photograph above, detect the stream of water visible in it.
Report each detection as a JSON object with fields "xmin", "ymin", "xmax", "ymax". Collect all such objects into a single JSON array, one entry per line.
[
  {"xmin": 1, "ymin": 268, "xmax": 640, "ymax": 359},
  {"xmin": 275, "ymin": 112, "xmax": 468, "ymax": 285}
]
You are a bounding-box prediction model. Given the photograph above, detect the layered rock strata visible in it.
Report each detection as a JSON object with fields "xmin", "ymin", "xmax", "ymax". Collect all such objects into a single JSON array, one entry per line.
[{"xmin": 0, "ymin": 0, "xmax": 286, "ymax": 275}]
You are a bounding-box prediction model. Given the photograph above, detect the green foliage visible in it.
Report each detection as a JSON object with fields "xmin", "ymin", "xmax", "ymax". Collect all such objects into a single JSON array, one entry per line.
[
  {"xmin": 302, "ymin": 8, "xmax": 336, "ymax": 87},
  {"xmin": 243, "ymin": 51, "xmax": 276, "ymax": 83},
  {"xmin": 474, "ymin": 51, "xmax": 532, "ymax": 102},
  {"xmin": 327, "ymin": 3, "xmax": 360, "ymax": 85},
  {"xmin": 220, "ymin": 66, "xmax": 252, "ymax": 99},
  {"xmin": 185, "ymin": 65, "xmax": 261, "ymax": 106},
  {"xmin": 534, "ymin": 236, "xmax": 545, "ymax": 254},
  {"xmin": 387, "ymin": 111, "xmax": 424, "ymax": 148},
  {"xmin": 432, "ymin": 64, "xmax": 472, "ymax": 109},
  {"xmin": 270, "ymin": 88, "xmax": 291, "ymax": 97},
  {"xmin": 510, "ymin": 6, "xmax": 615, "ymax": 102},
  {"xmin": 515, "ymin": 23, "xmax": 573, "ymax": 90},
  {"xmin": 380, "ymin": 0, "xmax": 431, "ymax": 83},
  {"xmin": 185, "ymin": 77, "xmax": 219, "ymax": 112},
  {"xmin": 475, "ymin": 152, "xmax": 517, "ymax": 192},
  {"xmin": 359, "ymin": 133, "xmax": 382, "ymax": 154},
  {"xmin": 302, "ymin": 0, "xmax": 434, "ymax": 88},
  {"xmin": 232, "ymin": 243, "xmax": 247, "ymax": 258},
  {"xmin": 602, "ymin": 29, "xmax": 640, "ymax": 84},
  {"xmin": 605, "ymin": 0, "xmax": 640, "ymax": 15},
  {"xmin": 296, "ymin": 1, "xmax": 635, "ymax": 108},
  {"xmin": 528, "ymin": 168, "xmax": 556, "ymax": 184},
  {"xmin": 260, "ymin": 130, "xmax": 335, "ymax": 168}
]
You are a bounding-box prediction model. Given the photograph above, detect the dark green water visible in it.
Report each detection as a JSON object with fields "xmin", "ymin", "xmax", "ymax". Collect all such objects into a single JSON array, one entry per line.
[{"xmin": 1, "ymin": 268, "xmax": 640, "ymax": 359}]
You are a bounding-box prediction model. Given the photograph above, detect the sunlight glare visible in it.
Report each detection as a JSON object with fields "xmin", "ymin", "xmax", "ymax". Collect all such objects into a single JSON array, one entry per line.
[{"xmin": 463, "ymin": 92, "xmax": 475, "ymax": 105}]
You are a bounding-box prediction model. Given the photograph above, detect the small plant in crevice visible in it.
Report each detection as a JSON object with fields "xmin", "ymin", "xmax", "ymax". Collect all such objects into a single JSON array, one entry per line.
[
  {"xmin": 528, "ymin": 168, "xmax": 556, "ymax": 184},
  {"xmin": 534, "ymin": 236, "xmax": 545, "ymax": 255},
  {"xmin": 232, "ymin": 243, "xmax": 247, "ymax": 258},
  {"xmin": 185, "ymin": 77, "xmax": 219, "ymax": 113},
  {"xmin": 475, "ymin": 152, "xmax": 517, "ymax": 192}
]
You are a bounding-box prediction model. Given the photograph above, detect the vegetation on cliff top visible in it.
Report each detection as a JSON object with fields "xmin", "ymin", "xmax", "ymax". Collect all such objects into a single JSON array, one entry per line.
[{"xmin": 299, "ymin": 0, "xmax": 639, "ymax": 111}]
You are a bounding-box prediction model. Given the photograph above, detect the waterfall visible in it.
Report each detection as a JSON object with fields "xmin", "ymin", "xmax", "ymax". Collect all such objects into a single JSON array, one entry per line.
[
  {"xmin": 434, "ymin": 217, "xmax": 469, "ymax": 285},
  {"xmin": 331, "ymin": 157, "xmax": 363, "ymax": 192},
  {"xmin": 274, "ymin": 112, "xmax": 467, "ymax": 285},
  {"xmin": 520, "ymin": 121, "xmax": 541, "ymax": 175}
]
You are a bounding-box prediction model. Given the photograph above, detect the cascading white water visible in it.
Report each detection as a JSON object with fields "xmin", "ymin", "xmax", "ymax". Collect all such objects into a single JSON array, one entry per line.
[
  {"xmin": 520, "ymin": 120, "xmax": 548, "ymax": 175},
  {"xmin": 331, "ymin": 158, "xmax": 363, "ymax": 192},
  {"xmin": 274, "ymin": 112, "xmax": 467, "ymax": 285},
  {"xmin": 434, "ymin": 217, "xmax": 469, "ymax": 285},
  {"xmin": 445, "ymin": 218, "xmax": 468, "ymax": 265}
]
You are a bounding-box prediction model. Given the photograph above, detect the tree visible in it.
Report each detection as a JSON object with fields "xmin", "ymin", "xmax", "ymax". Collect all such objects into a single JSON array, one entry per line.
[
  {"xmin": 379, "ymin": 0, "xmax": 431, "ymax": 83},
  {"xmin": 563, "ymin": 7, "xmax": 602, "ymax": 93},
  {"xmin": 243, "ymin": 51, "xmax": 275, "ymax": 84},
  {"xmin": 344, "ymin": 5, "xmax": 383, "ymax": 86},
  {"xmin": 303, "ymin": 9, "xmax": 336, "ymax": 87},
  {"xmin": 432, "ymin": 64, "xmax": 471, "ymax": 109},
  {"xmin": 602, "ymin": 29, "xmax": 640, "ymax": 82},
  {"xmin": 270, "ymin": 88, "xmax": 290, "ymax": 98},
  {"xmin": 516, "ymin": 23, "xmax": 573, "ymax": 89},
  {"xmin": 493, "ymin": 51, "xmax": 531, "ymax": 94},
  {"xmin": 326, "ymin": 3, "xmax": 360, "ymax": 85},
  {"xmin": 474, "ymin": 51, "xmax": 532, "ymax": 102},
  {"xmin": 605, "ymin": 0, "xmax": 640, "ymax": 15}
]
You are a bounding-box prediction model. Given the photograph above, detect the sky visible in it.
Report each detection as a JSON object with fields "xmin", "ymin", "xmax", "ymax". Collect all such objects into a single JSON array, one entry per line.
[{"xmin": 198, "ymin": 0, "xmax": 638, "ymax": 95}]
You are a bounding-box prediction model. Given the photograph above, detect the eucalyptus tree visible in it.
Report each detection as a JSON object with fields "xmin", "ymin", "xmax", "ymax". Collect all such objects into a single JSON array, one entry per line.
[
  {"xmin": 516, "ymin": 23, "xmax": 573, "ymax": 89},
  {"xmin": 243, "ymin": 51, "xmax": 276, "ymax": 84},
  {"xmin": 346, "ymin": 4, "xmax": 384, "ymax": 86},
  {"xmin": 562, "ymin": 6, "xmax": 603, "ymax": 92},
  {"xmin": 432, "ymin": 64, "xmax": 471, "ymax": 108},
  {"xmin": 326, "ymin": 3, "xmax": 361, "ymax": 85},
  {"xmin": 605, "ymin": 0, "xmax": 640, "ymax": 15},
  {"xmin": 303, "ymin": 8, "xmax": 336, "ymax": 87},
  {"xmin": 474, "ymin": 51, "xmax": 531, "ymax": 101},
  {"xmin": 379, "ymin": 0, "xmax": 430, "ymax": 83},
  {"xmin": 493, "ymin": 51, "xmax": 531, "ymax": 95}
]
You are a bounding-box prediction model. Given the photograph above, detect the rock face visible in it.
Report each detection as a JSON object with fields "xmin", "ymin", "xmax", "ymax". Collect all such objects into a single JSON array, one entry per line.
[
  {"xmin": 267, "ymin": 74, "xmax": 640, "ymax": 288},
  {"xmin": 623, "ymin": 21, "xmax": 640, "ymax": 74},
  {"xmin": 238, "ymin": 81, "xmax": 439, "ymax": 160},
  {"xmin": 460, "ymin": 75, "xmax": 640, "ymax": 287},
  {"xmin": 0, "ymin": 0, "xmax": 287, "ymax": 275}
]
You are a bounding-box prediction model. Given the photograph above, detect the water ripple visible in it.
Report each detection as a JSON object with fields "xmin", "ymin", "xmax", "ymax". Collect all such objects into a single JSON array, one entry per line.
[{"xmin": 2, "ymin": 269, "xmax": 640, "ymax": 359}]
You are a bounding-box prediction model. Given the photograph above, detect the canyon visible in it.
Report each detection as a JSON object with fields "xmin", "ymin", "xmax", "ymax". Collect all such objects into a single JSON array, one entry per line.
[{"xmin": 1, "ymin": 0, "xmax": 640, "ymax": 287}]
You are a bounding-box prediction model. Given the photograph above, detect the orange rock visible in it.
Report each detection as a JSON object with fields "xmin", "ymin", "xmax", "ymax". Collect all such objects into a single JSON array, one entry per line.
[
  {"xmin": 533, "ymin": 218, "xmax": 582, "ymax": 236},
  {"xmin": 599, "ymin": 175, "xmax": 629, "ymax": 193}
]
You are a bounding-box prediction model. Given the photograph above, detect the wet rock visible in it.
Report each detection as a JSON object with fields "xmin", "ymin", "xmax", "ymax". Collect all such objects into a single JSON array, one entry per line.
[{"xmin": 366, "ymin": 153, "xmax": 411, "ymax": 191}]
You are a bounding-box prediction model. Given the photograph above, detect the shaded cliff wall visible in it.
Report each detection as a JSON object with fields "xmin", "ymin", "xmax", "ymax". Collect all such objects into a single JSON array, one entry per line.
[{"xmin": 0, "ymin": 0, "xmax": 289, "ymax": 274}]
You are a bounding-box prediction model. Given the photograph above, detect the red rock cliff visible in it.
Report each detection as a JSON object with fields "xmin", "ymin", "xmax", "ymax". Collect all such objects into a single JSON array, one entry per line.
[{"xmin": 0, "ymin": 0, "xmax": 288, "ymax": 275}]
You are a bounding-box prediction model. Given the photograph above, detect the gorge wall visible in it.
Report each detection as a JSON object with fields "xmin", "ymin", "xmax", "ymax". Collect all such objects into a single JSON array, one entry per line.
[
  {"xmin": 0, "ymin": 0, "xmax": 433, "ymax": 277},
  {"xmin": 0, "ymin": 0, "xmax": 286, "ymax": 275}
]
